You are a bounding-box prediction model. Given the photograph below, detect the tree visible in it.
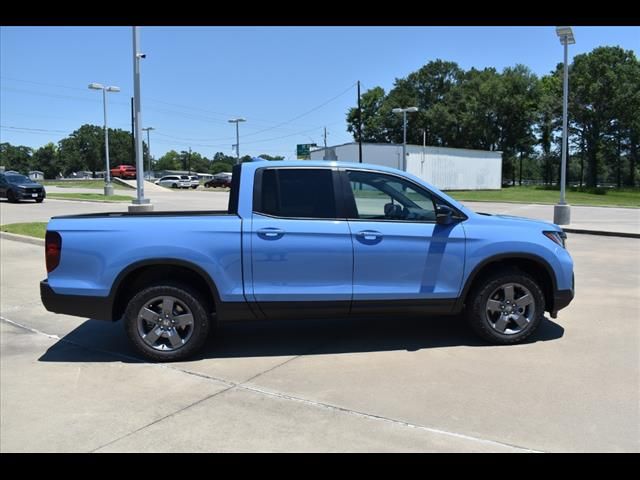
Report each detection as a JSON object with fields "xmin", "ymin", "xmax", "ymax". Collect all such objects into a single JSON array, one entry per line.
[
  {"xmin": 0, "ymin": 143, "xmax": 32, "ymax": 173},
  {"xmin": 346, "ymin": 86, "xmax": 389, "ymax": 142},
  {"xmin": 569, "ymin": 46, "xmax": 640, "ymax": 187},
  {"xmin": 155, "ymin": 150, "xmax": 182, "ymax": 171},
  {"xmin": 210, "ymin": 162, "xmax": 233, "ymax": 174},
  {"xmin": 32, "ymin": 143, "xmax": 60, "ymax": 179},
  {"xmin": 536, "ymin": 74, "xmax": 562, "ymax": 185},
  {"xmin": 257, "ymin": 154, "xmax": 285, "ymax": 161}
]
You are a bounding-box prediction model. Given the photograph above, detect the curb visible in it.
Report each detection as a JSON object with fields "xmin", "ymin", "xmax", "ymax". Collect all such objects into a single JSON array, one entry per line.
[
  {"xmin": 563, "ymin": 228, "xmax": 640, "ymax": 239},
  {"xmin": 46, "ymin": 197, "xmax": 131, "ymax": 204},
  {"xmin": 0, "ymin": 231, "xmax": 45, "ymax": 246}
]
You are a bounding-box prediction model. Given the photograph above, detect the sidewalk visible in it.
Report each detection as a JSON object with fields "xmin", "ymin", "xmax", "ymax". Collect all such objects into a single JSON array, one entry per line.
[{"xmin": 462, "ymin": 201, "xmax": 640, "ymax": 237}]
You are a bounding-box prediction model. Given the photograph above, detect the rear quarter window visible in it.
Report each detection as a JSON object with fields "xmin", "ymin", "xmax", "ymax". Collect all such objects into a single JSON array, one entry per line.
[{"xmin": 255, "ymin": 168, "xmax": 337, "ymax": 219}]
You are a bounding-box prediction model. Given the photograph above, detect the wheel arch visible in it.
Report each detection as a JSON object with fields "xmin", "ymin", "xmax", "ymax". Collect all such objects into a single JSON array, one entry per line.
[
  {"xmin": 457, "ymin": 253, "xmax": 557, "ymax": 313},
  {"xmin": 110, "ymin": 258, "xmax": 221, "ymax": 321}
]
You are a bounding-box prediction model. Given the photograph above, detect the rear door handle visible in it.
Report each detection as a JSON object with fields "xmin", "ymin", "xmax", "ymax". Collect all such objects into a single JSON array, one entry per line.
[
  {"xmin": 257, "ymin": 228, "xmax": 285, "ymax": 240},
  {"xmin": 356, "ymin": 230, "xmax": 383, "ymax": 241}
]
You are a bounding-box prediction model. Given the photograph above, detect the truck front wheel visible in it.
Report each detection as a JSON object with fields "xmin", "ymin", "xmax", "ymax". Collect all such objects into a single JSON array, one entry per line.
[
  {"xmin": 124, "ymin": 283, "xmax": 211, "ymax": 362},
  {"xmin": 465, "ymin": 268, "xmax": 545, "ymax": 344}
]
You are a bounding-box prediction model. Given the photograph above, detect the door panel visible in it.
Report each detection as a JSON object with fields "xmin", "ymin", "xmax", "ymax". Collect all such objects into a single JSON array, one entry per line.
[
  {"xmin": 251, "ymin": 215, "xmax": 353, "ymax": 314},
  {"xmin": 350, "ymin": 220, "xmax": 465, "ymax": 300},
  {"xmin": 343, "ymin": 169, "xmax": 466, "ymax": 302},
  {"xmin": 249, "ymin": 167, "xmax": 353, "ymax": 318}
]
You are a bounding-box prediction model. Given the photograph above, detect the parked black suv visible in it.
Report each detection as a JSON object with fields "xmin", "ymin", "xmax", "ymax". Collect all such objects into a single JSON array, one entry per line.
[
  {"xmin": 204, "ymin": 173, "xmax": 232, "ymax": 188},
  {"xmin": 0, "ymin": 173, "xmax": 46, "ymax": 203}
]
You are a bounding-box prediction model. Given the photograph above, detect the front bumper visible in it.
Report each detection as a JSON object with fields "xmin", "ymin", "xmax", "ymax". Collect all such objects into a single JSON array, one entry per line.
[
  {"xmin": 551, "ymin": 274, "xmax": 575, "ymax": 317},
  {"xmin": 40, "ymin": 280, "xmax": 113, "ymax": 321},
  {"xmin": 15, "ymin": 189, "xmax": 45, "ymax": 200}
]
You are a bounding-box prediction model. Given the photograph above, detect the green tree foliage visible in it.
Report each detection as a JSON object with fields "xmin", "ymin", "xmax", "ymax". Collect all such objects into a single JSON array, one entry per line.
[
  {"xmin": 210, "ymin": 162, "xmax": 234, "ymax": 174},
  {"xmin": 0, "ymin": 143, "xmax": 32, "ymax": 173},
  {"xmin": 569, "ymin": 46, "xmax": 640, "ymax": 186},
  {"xmin": 258, "ymin": 154, "xmax": 285, "ymax": 161},
  {"xmin": 155, "ymin": 150, "xmax": 182, "ymax": 171},
  {"xmin": 32, "ymin": 143, "xmax": 60, "ymax": 179},
  {"xmin": 347, "ymin": 49, "xmax": 640, "ymax": 187}
]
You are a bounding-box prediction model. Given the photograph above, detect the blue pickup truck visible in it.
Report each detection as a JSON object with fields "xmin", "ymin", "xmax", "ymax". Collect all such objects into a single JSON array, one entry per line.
[{"xmin": 41, "ymin": 160, "xmax": 574, "ymax": 361}]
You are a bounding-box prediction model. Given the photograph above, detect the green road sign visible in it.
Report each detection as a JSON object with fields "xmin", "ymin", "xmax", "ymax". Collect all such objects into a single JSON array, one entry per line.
[{"xmin": 296, "ymin": 143, "xmax": 316, "ymax": 160}]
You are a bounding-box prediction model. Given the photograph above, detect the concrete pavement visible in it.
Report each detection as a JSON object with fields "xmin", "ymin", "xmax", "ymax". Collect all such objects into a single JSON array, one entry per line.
[{"xmin": 1, "ymin": 235, "xmax": 638, "ymax": 452}]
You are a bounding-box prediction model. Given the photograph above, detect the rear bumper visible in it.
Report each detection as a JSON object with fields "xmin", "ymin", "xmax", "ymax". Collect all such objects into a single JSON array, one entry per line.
[{"xmin": 40, "ymin": 280, "xmax": 113, "ymax": 321}]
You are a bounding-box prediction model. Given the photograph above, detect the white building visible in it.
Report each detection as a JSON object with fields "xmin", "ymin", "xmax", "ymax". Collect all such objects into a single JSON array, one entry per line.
[{"xmin": 310, "ymin": 142, "xmax": 502, "ymax": 190}]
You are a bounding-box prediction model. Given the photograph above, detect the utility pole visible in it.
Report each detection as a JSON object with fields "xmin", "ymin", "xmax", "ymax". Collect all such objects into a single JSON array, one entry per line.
[
  {"xmin": 142, "ymin": 127, "xmax": 154, "ymax": 179},
  {"xmin": 357, "ymin": 80, "xmax": 363, "ymax": 163},
  {"xmin": 323, "ymin": 127, "xmax": 327, "ymax": 148},
  {"xmin": 130, "ymin": 97, "xmax": 135, "ymax": 164},
  {"xmin": 188, "ymin": 147, "xmax": 192, "ymax": 175},
  {"xmin": 519, "ymin": 151, "xmax": 523, "ymax": 186}
]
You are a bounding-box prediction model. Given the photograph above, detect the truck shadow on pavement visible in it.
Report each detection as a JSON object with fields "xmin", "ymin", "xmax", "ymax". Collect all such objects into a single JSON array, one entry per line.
[{"xmin": 38, "ymin": 315, "xmax": 565, "ymax": 364}]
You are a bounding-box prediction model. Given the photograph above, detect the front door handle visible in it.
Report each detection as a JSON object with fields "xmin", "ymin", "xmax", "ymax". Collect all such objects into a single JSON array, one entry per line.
[
  {"xmin": 257, "ymin": 227, "xmax": 285, "ymax": 240},
  {"xmin": 356, "ymin": 230, "xmax": 383, "ymax": 241}
]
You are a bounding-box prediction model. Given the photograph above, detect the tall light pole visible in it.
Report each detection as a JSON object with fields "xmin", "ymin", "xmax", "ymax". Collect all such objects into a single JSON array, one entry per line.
[
  {"xmin": 554, "ymin": 26, "xmax": 575, "ymax": 225},
  {"xmin": 392, "ymin": 107, "xmax": 419, "ymax": 171},
  {"xmin": 228, "ymin": 118, "xmax": 246, "ymax": 164},
  {"xmin": 88, "ymin": 83, "xmax": 120, "ymax": 196},
  {"xmin": 142, "ymin": 127, "xmax": 155, "ymax": 179},
  {"xmin": 130, "ymin": 26, "xmax": 152, "ymax": 212}
]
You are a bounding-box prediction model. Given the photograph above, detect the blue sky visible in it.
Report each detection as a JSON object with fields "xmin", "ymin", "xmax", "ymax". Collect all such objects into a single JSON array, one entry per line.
[{"xmin": 1, "ymin": 26, "xmax": 638, "ymax": 160}]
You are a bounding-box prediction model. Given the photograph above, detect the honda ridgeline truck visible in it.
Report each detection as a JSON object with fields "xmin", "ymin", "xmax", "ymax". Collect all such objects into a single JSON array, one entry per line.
[{"xmin": 41, "ymin": 160, "xmax": 575, "ymax": 361}]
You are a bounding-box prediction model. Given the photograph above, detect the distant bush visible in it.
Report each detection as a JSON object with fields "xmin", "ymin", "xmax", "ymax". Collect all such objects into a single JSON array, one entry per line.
[{"xmin": 569, "ymin": 186, "xmax": 608, "ymax": 195}]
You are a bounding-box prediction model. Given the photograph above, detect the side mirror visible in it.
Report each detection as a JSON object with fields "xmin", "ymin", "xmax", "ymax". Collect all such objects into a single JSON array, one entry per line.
[{"xmin": 436, "ymin": 205, "xmax": 455, "ymax": 225}]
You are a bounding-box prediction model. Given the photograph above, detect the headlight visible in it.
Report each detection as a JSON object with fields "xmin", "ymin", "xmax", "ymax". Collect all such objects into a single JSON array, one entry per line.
[{"xmin": 543, "ymin": 230, "xmax": 567, "ymax": 248}]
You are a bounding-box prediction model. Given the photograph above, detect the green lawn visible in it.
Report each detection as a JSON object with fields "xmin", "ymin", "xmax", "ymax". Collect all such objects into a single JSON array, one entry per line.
[
  {"xmin": 48, "ymin": 193, "xmax": 132, "ymax": 202},
  {"xmin": 41, "ymin": 180, "xmax": 130, "ymax": 190},
  {"xmin": 444, "ymin": 186, "xmax": 640, "ymax": 208},
  {"xmin": 1, "ymin": 222, "xmax": 47, "ymax": 239}
]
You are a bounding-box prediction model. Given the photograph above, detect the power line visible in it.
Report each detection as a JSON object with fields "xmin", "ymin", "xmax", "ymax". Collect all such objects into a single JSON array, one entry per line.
[
  {"xmin": 1, "ymin": 125, "xmax": 69, "ymax": 133},
  {"xmin": 240, "ymin": 82, "xmax": 357, "ymax": 139},
  {"xmin": 1, "ymin": 76, "xmax": 328, "ymax": 132}
]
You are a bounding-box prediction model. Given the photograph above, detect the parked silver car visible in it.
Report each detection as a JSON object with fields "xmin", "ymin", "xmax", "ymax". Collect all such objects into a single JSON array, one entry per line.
[
  {"xmin": 155, "ymin": 175, "xmax": 191, "ymax": 189},
  {"xmin": 187, "ymin": 175, "xmax": 200, "ymax": 189}
]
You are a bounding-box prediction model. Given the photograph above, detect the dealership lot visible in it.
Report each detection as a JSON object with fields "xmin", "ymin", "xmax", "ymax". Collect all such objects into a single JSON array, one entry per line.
[{"xmin": 1, "ymin": 193, "xmax": 639, "ymax": 452}]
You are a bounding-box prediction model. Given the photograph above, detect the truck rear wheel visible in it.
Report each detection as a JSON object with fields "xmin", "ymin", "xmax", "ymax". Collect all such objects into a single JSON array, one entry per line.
[
  {"xmin": 124, "ymin": 283, "xmax": 211, "ymax": 362},
  {"xmin": 465, "ymin": 268, "xmax": 545, "ymax": 344}
]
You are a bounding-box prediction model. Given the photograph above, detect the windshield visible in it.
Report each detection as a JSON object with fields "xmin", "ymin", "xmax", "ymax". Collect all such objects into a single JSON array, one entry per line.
[{"xmin": 5, "ymin": 174, "xmax": 33, "ymax": 183}]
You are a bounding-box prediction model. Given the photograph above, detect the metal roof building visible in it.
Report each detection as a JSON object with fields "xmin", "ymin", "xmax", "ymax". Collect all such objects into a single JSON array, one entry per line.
[{"xmin": 310, "ymin": 142, "xmax": 502, "ymax": 190}]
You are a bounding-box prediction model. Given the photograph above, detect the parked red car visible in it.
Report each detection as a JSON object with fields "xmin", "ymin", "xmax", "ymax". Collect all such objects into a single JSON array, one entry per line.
[{"xmin": 110, "ymin": 165, "xmax": 137, "ymax": 179}]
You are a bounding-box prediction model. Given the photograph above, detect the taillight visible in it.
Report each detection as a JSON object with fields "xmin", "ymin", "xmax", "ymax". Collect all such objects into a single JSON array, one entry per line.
[{"xmin": 45, "ymin": 231, "xmax": 62, "ymax": 273}]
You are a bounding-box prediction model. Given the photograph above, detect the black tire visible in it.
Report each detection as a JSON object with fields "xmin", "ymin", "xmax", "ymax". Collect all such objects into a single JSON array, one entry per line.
[
  {"xmin": 465, "ymin": 267, "xmax": 545, "ymax": 344},
  {"xmin": 171, "ymin": 183, "xmax": 178, "ymax": 188},
  {"xmin": 7, "ymin": 190, "xmax": 18, "ymax": 203},
  {"xmin": 124, "ymin": 282, "xmax": 212, "ymax": 362},
  {"xmin": 35, "ymin": 198, "xmax": 44, "ymax": 203}
]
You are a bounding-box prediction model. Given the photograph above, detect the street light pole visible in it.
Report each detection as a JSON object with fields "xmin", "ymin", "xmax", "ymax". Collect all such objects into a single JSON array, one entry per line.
[
  {"xmin": 88, "ymin": 82, "xmax": 120, "ymax": 196},
  {"xmin": 392, "ymin": 107, "xmax": 419, "ymax": 171},
  {"xmin": 228, "ymin": 118, "xmax": 246, "ymax": 164},
  {"xmin": 142, "ymin": 127, "xmax": 155, "ymax": 179},
  {"xmin": 554, "ymin": 26, "xmax": 575, "ymax": 225},
  {"xmin": 130, "ymin": 26, "xmax": 151, "ymax": 211}
]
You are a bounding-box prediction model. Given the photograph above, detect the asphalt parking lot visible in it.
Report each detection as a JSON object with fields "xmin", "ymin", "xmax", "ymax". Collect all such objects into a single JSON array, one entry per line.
[{"xmin": 1, "ymin": 192, "xmax": 639, "ymax": 452}]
